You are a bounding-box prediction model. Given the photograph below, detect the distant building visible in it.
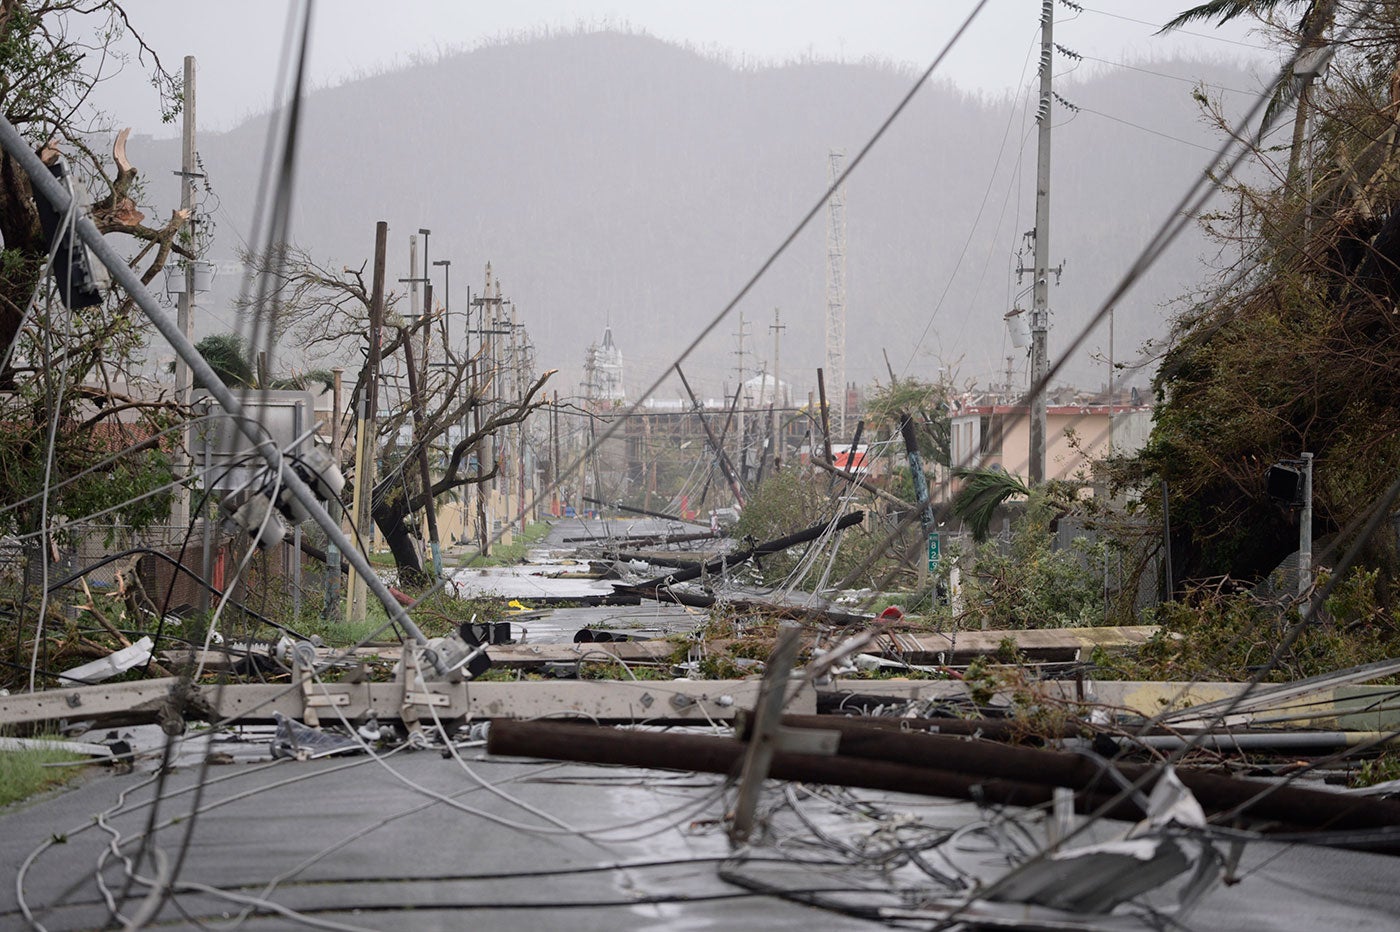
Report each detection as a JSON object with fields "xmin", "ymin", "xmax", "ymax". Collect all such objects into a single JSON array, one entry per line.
[
  {"xmin": 948, "ymin": 401, "xmax": 1153, "ymax": 486},
  {"xmin": 741, "ymin": 372, "xmax": 788, "ymax": 408},
  {"xmin": 583, "ymin": 326, "xmax": 625, "ymax": 404}
]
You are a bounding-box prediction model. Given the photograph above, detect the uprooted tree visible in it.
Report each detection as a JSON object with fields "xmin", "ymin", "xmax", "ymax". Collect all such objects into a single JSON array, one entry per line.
[{"xmin": 236, "ymin": 245, "xmax": 553, "ymax": 584}]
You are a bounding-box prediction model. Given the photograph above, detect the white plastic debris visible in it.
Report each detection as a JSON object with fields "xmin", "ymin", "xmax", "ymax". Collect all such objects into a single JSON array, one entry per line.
[{"xmin": 60, "ymin": 636, "xmax": 153, "ymax": 685}]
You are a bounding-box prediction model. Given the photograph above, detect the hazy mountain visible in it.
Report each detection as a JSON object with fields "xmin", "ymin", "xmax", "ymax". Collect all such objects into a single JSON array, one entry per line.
[{"xmin": 127, "ymin": 29, "xmax": 1261, "ymax": 403}]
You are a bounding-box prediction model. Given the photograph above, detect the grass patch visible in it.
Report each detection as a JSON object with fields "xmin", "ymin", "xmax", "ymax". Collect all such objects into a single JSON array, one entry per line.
[
  {"xmin": 577, "ymin": 660, "xmax": 673, "ymax": 681},
  {"xmin": 0, "ymin": 742, "xmax": 85, "ymax": 807},
  {"xmin": 461, "ymin": 522, "xmax": 551, "ymax": 567}
]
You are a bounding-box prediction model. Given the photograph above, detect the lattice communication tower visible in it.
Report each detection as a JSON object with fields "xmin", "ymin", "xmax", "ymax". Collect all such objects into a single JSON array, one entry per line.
[{"xmin": 825, "ymin": 150, "xmax": 848, "ymax": 437}]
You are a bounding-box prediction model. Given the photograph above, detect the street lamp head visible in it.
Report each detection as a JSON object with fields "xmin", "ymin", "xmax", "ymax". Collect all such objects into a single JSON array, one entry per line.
[
  {"xmin": 433, "ymin": 259, "xmax": 450, "ymax": 267},
  {"xmin": 418, "ymin": 228, "xmax": 431, "ymax": 236}
]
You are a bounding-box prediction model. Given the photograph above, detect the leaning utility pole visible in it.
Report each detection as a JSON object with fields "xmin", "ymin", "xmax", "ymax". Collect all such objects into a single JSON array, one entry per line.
[
  {"xmin": 172, "ymin": 55, "xmax": 197, "ymax": 534},
  {"xmin": 677, "ymin": 366, "xmax": 745, "ymax": 508},
  {"xmin": 1029, "ymin": 0, "xmax": 1053, "ymax": 485}
]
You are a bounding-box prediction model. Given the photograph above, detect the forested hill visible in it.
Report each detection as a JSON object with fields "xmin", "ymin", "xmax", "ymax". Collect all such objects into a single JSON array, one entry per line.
[{"xmin": 132, "ymin": 29, "xmax": 1260, "ymax": 399}]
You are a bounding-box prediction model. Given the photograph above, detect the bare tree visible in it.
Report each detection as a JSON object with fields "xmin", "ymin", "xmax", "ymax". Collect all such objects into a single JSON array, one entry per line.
[{"xmin": 237, "ymin": 244, "xmax": 554, "ymax": 583}]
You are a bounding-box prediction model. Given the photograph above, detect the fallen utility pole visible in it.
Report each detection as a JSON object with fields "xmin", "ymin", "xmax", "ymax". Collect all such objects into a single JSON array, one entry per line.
[
  {"xmin": 675, "ymin": 365, "xmax": 745, "ymax": 507},
  {"xmin": 0, "ymin": 678, "xmax": 814, "ymax": 730},
  {"xmin": 811, "ymin": 455, "xmax": 911, "ymax": 509},
  {"xmin": 487, "ymin": 718, "xmax": 1144, "ymax": 823},
  {"xmin": 563, "ymin": 530, "xmax": 716, "ymax": 545},
  {"xmin": 582, "ymin": 496, "xmax": 686, "ymax": 523},
  {"xmin": 0, "ymin": 119, "xmax": 427, "ymax": 646},
  {"xmin": 762, "ymin": 713, "xmax": 1071, "ymax": 744},
  {"xmin": 487, "ymin": 718, "xmax": 1400, "ymax": 839},
  {"xmin": 626, "ymin": 510, "xmax": 864, "ymax": 589},
  {"xmin": 752, "ymin": 713, "xmax": 1400, "ymax": 753},
  {"xmin": 615, "ymin": 582, "xmax": 876, "ymax": 626},
  {"xmin": 766, "ymin": 717, "xmax": 1400, "ymax": 834}
]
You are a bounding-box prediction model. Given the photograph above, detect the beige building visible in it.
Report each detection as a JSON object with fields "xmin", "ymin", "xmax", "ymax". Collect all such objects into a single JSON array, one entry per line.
[{"xmin": 948, "ymin": 402, "xmax": 1153, "ymax": 486}]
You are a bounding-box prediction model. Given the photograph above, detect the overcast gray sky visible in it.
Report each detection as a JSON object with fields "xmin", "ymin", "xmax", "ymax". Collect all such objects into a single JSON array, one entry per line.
[{"xmin": 96, "ymin": 0, "xmax": 1275, "ymax": 136}]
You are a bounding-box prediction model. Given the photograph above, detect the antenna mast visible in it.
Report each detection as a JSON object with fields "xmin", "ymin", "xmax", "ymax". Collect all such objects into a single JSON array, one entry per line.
[{"xmin": 825, "ymin": 150, "xmax": 848, "ymax": 439}]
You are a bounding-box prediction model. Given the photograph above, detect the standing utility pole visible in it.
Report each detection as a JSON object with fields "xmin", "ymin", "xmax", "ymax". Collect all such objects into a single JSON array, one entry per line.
[
  {"xmin": 418, "ymin": 228, "xmax": 432, "ymax": 365},
  {"xmin": 770, "ymin": 308, "xmax": 785, "ymax": 471},
  {"xmin": 470, "ymin": 264, "xmax": 505, "ymax": 554},
  {"xmin": 173, "ymin": 55, "xmax": 198, "ymax": 534},
  {"xmin": 346, "ymin": 221, "xmax": 388, "ymax": 624},
  {"xmin": 734, "ymin": 312, "xmax": 748, "ymax": 481},
  {"xmin": 325, "ymin": 367, "xmax": 343, "ymax": 617},
  {"xmin": 511, "ymin": 300, "xmax": 526, "ymax": 532},
  {"xmin": 1107, "ymin": 305, "xmax": 1115, "ymax": 455},
  {"xmin": 1029, "ymin": 0, "xmax": 1054, "ymax": 486}
]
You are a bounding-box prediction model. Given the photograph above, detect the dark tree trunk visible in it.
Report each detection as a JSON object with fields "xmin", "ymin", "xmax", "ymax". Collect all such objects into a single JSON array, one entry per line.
[{"xmin": 371, "ymin": 491, "xmax": 430, "ymax": 587}]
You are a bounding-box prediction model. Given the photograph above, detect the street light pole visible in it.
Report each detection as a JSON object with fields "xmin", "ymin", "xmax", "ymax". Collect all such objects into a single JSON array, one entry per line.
[
  {"xmin": 418, "ymin": 228, "xmax": 431, "ymax": 362},
  {"xmin": 433, "ymin": 258, "xmax": 451, "ymax": 351}
]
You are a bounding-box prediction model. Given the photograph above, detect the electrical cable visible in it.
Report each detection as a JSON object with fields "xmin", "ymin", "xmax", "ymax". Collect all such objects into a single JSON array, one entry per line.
[
  {"xmin": 1078, "ymin": 5, "xmax": 1275, "ymax": 51},
  {"xmin": 898, "ymin": 24, "xmax": 1044, "ymax": 377},
  {"xmin": 13, "ymin": 7, "xmax": 1388, "ymax": 929},
  {"xmin": 1081, "ymin": 105, "xmax": 1220, "ymax": 151},
  {"xmin": 486, "ymin": 1, "xmax": 993, "ymax": 559},
  {"xmin": 183, "ymin": 759, "xmax": 576, "ymax": 932},
  {"xmin": 0, "ymin": 411, "xmax": 273, "ymax": 521},
  {"xmin": 16, "ymin": 749, "xmax": 388, "ymax": 927},
  {"xmin": 30, "ymin": 166, "xmax": 83, "ymax": 693},
  {"xmin": 1078, "ymin": 53, "xmax": 1258, "ymax": 95}
]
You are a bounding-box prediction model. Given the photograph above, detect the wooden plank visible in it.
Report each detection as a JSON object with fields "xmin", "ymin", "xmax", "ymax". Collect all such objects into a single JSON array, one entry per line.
[{"xmin": 875, "ymin": 625, "xmax": 1158, "ymax": 664}]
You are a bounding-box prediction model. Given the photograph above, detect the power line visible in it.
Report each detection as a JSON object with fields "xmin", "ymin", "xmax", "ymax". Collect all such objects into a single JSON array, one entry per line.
[
  {"xmin": 1077, "ymin": 53, "xmax": 1258, "ymax": 94},
  {"xmin": 1078, "ymin": 5, "xmax": 1276, "ymax": 51},
  {"xmin": 899, "ymin": 25, "xmax": 1042, "ymax": 377},
  {"xmin": 1081, "ymin": 106, "xmax": 1219, "ymax": 152}
]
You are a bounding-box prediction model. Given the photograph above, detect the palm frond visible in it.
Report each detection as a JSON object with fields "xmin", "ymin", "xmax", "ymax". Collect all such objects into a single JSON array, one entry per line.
[
  {"xmin": 194, "ymin": 333, "xmax": 254, "ymax": 389},
  {"xmin": 1160, "ymin": 0, "xmax": 1301, "ymax": 31},
  {"xmin": 951, "ymin": 467, "xmax": 1031, "ymax": 542}
]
